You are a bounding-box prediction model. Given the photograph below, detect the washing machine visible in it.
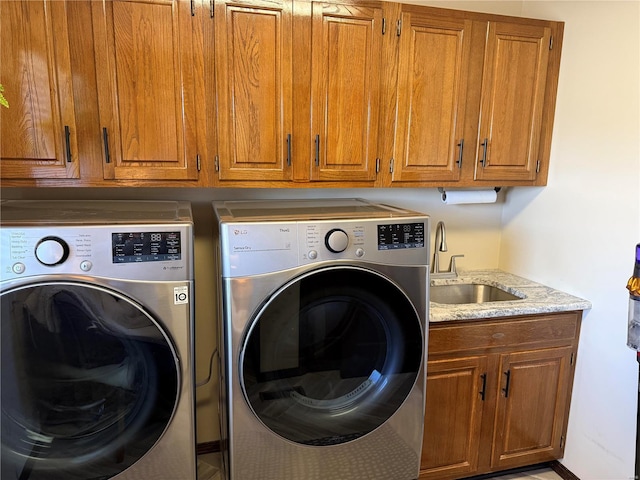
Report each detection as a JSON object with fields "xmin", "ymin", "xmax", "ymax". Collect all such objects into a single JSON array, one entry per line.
[
  {"xmin": 0, "ymin": 200, "xmax": 196, "ymax": 480},
  {"xmin": 214, "ymin": 198, "xmax": 430, "ymax": 480}
]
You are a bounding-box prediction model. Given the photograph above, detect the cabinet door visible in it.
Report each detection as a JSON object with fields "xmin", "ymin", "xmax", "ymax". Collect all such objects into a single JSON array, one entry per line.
[
  {"xmin": 309, "ymin": 1, "xmax": 383, "ymax": 182},
  {"xmin": 420, "ymin": 355, "xmax": 487, "ymax": 479},
  {"xmin": 475, "ymin": 22, "xmax": 551, "ymax": 182},
  {"xmin": 0, "ymin": 0, "xmax": 79, "ymax": 179},
  {"xmin": 92, "ymin": 0, "xmax": 200, "ymax": 181},
  {"xmin": 391, "ymin": 9, "xmax": 472, "ymax": 183},
  {"xmin": 492, "ymin": 346, "xmax": 574, "ymax": 470},
  {"xmin": 214, "ymin": 0, "xmax": 293, "ymax": 182}
]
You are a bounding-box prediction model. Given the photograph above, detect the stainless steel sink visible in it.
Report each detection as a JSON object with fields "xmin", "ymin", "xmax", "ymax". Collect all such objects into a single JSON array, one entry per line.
[{"xmin": 430, "ymin": 283, "xmax": 524, "ymax": 304}]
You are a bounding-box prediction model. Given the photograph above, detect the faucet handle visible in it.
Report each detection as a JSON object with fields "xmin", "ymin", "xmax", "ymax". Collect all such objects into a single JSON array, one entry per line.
[{"xmin": 448, "ymin": 254, "xmax": 465, "ymax": 275}]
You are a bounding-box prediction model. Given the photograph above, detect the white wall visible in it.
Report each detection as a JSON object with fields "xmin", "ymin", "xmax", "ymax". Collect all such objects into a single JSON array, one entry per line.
[{"xmin": 500, "ymin": 2, "xmax": 640, "ymax": 478}]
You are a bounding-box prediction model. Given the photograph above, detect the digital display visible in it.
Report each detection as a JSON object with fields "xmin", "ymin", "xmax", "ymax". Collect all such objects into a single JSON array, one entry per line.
[
  {"xmin": 377, "ymin": 223, "xmax": 425, "ymax": 250},
  {"xmin": 112, "ymin": 232, "xmax": 181, "ymax": 263}
]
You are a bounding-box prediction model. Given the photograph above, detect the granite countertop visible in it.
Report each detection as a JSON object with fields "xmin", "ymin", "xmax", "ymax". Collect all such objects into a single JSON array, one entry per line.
[{"xmin": 429, "ymin": 269, "xmax": 592, "ymax": 323}]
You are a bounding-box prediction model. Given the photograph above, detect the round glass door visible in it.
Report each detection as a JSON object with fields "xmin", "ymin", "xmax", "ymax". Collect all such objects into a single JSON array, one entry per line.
[
  {"xmin": 241, "ymin": 266, "xmax": 423, "ymax": 446},
  {"xmin": 1, "ymin": 282, "xmax": 179, "ymax": 480}
]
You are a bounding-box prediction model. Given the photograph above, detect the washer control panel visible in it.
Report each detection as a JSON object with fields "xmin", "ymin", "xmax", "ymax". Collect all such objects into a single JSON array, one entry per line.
[{"xmin": 1, "ymin": 225, "xmax": 192, "ymax": 282}]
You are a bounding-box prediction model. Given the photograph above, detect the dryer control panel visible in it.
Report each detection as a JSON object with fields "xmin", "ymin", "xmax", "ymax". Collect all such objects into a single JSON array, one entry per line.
[
  {"xmin": 1, "ymin": 225, "xmax": 193, "ymax": 282},
  {"xmin": 219, "ymin": 217, "xmax": 429, "ymax": 277}
]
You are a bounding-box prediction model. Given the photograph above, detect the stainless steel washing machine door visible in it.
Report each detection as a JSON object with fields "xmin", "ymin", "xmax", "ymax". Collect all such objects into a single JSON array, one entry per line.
[
  {"xmin": 0, "ymin": 281, "xmax": 180, "ymax": 480},
  {"xmin": 240, "ymin": 266, "xmax": 424, "ymax": 446}
]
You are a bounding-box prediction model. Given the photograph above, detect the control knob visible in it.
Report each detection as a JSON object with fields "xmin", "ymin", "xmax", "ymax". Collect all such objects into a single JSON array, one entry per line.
[
  {"xmin": 35, "ymin": 236, "xmax": 70, "ymax": 266},
  {"xmin": 325, "ymin": 229, "xmax": 349, "ymax": 253}
]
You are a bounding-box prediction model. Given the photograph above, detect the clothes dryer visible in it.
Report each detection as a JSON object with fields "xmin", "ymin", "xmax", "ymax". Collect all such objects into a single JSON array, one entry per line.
[
  {"xmin": 214, "ymin": 198, "xmax": 429, "ymax": 480},
  {"xmin": 0, "ymin": 200, "xmax": 196, "ymax": 480}
]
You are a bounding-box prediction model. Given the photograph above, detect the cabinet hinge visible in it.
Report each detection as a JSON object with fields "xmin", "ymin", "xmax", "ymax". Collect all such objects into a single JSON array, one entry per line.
[
  {"xmin": 570, "ymin": 352, "xmax": 575, "ymax": 366},
  {"xmin": 190, "ymin": 0, "xmax": 195, "ymax": 16},
  {"xmin": 196, "ymin": 154, "xmax": 201, "ymax": 172},
  {"xmin": 375, "ymin": 158, "xmax": 380, "ymax": 173},
  {"xmin": 382, "ymin": 17, "xmax": 386, "ymax": 35},
  {"xmin": 389, "ymin": 158, "xmax": 394, "ymax": 173},
  {"xmin": 536, "ymin": 159, "xmax": 541, "ymax": 173},
  {"xmin": 215, "ymin": 155, "xmax": 220, "ymax": 172},
  {"xmin": 560, "ymin": 435, "xmax": 565, "ymax": 449},
  {"xmin": 549, "ymin": 36, "xmax": 554, "ymax": 50},
  {"xmin": 396, "ymin": 19, "xmax": 402, "ymax": 36}
]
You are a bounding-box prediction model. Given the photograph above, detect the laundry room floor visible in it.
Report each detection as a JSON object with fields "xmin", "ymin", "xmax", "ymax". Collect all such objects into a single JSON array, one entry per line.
[
  {"xmin": 197, "ymin": 453, "xmax": 221, "ymax": 480},
  {"xmin": 485, "ymin": 468, "xmax": 563, "ymax": 480},
  {"xmin": 196, "ymin": 452, "xmax": 563, "ymax": 480}
]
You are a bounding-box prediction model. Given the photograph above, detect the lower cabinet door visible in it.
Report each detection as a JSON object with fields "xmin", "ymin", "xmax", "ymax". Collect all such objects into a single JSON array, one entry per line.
[
  {"xmin": 420, "ymin": 355, "xmax": 488, "ymax": 479},
  {"xmin": 492, "ymin": 346, "xmax": 574, "ymax": 470}
]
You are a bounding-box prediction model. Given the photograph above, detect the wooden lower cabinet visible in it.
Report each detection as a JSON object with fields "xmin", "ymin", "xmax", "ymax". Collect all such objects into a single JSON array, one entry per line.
[
  {"xmin": 420, "ymin": 311, "xmax": 582, "ymax": 480},
  {"xmin": 421, "ymin": 356, "xmax": 486, "ymax": 479}
]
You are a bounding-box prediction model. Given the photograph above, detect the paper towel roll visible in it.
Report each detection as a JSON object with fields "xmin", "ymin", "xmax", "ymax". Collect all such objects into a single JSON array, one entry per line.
[{"xmin": 441, "ymin": 189, "xmax": 497, "ymax": 205}]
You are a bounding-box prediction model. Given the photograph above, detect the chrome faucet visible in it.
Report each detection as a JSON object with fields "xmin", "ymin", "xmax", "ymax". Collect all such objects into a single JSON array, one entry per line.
[
  {"xmin": 431, "ymin": 221, "xmax": 464, "ymax": 278},
  {"xmin": 432, "ymin": 221, "xmax": 447, "ymax": 274}
]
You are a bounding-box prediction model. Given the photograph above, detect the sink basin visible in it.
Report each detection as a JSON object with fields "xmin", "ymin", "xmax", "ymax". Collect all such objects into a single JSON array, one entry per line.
[{"xmin": 430, "ymin": 283, "xmax": 524, "ymax": 305}]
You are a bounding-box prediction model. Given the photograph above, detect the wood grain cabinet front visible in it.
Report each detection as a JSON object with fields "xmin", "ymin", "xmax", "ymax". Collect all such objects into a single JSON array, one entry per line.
[
  {"xmin": 385, "ymin": 7, "xmax": 563, "ymax": 187},
  {"xmin": 213, "ymin": 0, "xmax": 294, "ymax": 183},
  {"xmin": 91, "ymin": 0, "xmax": 205, "ymax": 181},
  {"xmin": 388, "ymin": 7, "xmax": 473, "ymax": 185},
  {"xmin": 0, "ymin": 0, "xmax": 563, "ymax": 188},
  {"xmin": 308, "ymin": 0, "xmax": 385, "ymax": 183},
  {"xmin": 0, "ymin": 0, "xmax": 80, "ymax": 180},
  {"xmin": 212, "ymin": 0, "xmax": 386, "ymax": 186},
  {"xmin": 474, "ymin": 21, "xmax": 553, "ymax": 183},
  {"xmin": 421, "ymin": 355, "xmax": 486, "ymax": 479},
  {"xmin": 420, "ymin": 311, "xmax": 582, "ymax": 480}
]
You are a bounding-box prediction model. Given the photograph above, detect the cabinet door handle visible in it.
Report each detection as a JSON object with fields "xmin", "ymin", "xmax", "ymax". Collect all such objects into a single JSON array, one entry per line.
[
  {"xmin": 456, "ymin": 138, "xmax": 464, "ymax": 168},
  {"xmin": 480, "ymin": 138, "xmax": 488, "ymax": 167},
  {"xmin": 479, "ymin": 373, "xmax": 487, "ymax": 401},
  {"xmin": 502, "ymin": 370, "xmax": 511, "ymax": 398},
  {"xmin": 314, "ymin": 134, "xmax": 320, "ymax": 166},
  {"xmin": 286, "ymin": 134, "xmax": 292, "ymax": 166},
  {"xmin": 64, "ymin": 126, "xmax": 72, "ymax": 163},
  {"xmin": 102, "ymin": 127, "xmax": 111, "ymax": 164}
]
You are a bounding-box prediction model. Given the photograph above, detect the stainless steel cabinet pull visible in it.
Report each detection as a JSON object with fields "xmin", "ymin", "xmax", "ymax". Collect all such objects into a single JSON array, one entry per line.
[
  {"xmin": 456, "ymin": 139, "xmax": 464, "ymax": 168},
  {"xmin": 502, "ymin": 370, "xmax": 511, "ymax": 398},
  {"xmin": 480, "ymin": 138, "xmax": 488, "ymax": 167},
  {"xmin": 314, "ymin": 134, "xmax": 320, "ymax": 166},
  {"xmin": 102, "ymin": 127, "xmax": 111, "ymax": 164},
  {"xmin": 286, "ymin": 134, "xmax": 292, "ymax": 166},
  {"xmin": 64, "ymin": 125, "xmax": 72, "ymax": 162}
]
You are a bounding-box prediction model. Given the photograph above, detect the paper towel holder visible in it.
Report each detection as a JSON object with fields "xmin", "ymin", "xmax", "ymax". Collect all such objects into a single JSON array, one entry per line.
[
  {"xmin": 438, "ymin": 187, "xmax": 501, "ymax": 205},
  {"xmin": 437, "ymin": 187, "xmax": 501, "ymax": 194}
]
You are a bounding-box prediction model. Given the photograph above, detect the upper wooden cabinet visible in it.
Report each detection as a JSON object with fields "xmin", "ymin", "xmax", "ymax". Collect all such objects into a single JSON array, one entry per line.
[
  {"xmin": 0, "ymin": 0, "xmax": 80, "ymax": 180},
  {"xmin": 309, "ymin": 1, "xmax": 384, "ymax": 182},
  {"xmin": 214, "ymin": 0, "xmax": 294, "ymax": 183},
  {"xmin": 91, "ymin": 0, "xmax": 203, "ymax": 181},
  {"xmin": 387, "ymin": 6, "xmax": 562, "ymax": 187},
  {"xmin": 390, "ymin": 7, "xmax": 473, "ymax": 183},
  {"xmin": 474, "ymin": 22, "xmax": 552, "ymax": 182},
  {"xmin": 213, "ymin": 0, "xmax": 385, "ymax": 185},
  {"xmin": 1, "ymin": 0, "xmax": 563, "ymax": 188}
]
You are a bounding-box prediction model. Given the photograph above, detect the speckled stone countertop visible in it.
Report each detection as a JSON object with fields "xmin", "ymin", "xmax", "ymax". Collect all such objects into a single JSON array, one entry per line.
[{"xmin": 429, "ymin": 269, "xmax": 592, "ymax": 323}]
